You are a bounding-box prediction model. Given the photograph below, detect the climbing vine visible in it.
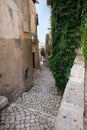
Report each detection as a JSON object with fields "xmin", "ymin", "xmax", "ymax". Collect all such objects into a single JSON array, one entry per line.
[
  {"xmin": 49, "ymin": 0, "xmax": 83, "ymax": 92},
  {"xmin": 81, "ymin": 1, "xmax": 87, "ymax": 64}
]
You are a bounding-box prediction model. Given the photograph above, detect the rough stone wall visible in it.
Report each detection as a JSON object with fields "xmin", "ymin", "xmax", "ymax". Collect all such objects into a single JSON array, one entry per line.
[
  {"xmin": 28, "ymin": 0, "xmax": 40, "ymax": 70},
  {"xmin": 84, "ymin": 67, "xmax": 87, "ymax": 112},
  {"xmin": 84, "ymin": 62, "xmax": 87, "ymax": 129},
  {"xmin": 0, "ymin": 0, "xmax": 33, "ymax": 101},
  {"xmin": 0, "ymin": 0, "xmax": 20, "ymax": 39},
  {"xmin": 32, "ymin": 45, "xmax": 40, "ymax": 70},
  {"xmin": 28, "ymin": 0, "xmax": 37, "ymax": 33},
  {"xmin": 55, "ymin": 49, "xmax": 85, "ymax": 130}
]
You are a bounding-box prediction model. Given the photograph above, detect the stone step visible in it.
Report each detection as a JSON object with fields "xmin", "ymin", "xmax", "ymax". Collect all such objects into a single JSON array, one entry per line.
[{"xmin": 0, "ymin": 96, "xmax": 8, "ymax": 110}]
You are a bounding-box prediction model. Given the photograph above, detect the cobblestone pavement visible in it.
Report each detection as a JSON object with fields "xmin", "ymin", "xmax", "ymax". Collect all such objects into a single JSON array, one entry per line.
[{"xmin": 0, "ymin": 64, "xmax": 62, "ymax": 130}]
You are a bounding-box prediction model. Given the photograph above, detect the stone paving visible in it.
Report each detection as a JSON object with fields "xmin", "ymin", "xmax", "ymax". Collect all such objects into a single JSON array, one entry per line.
[{"xmin": 0, "ymin": 64, "xmax": 62, "ymax": 130}]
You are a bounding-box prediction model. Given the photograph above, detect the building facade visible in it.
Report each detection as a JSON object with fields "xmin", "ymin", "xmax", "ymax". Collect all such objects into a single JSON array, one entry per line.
[
  {"xmin": 0, "ymin": 0, "xmax": 40, "ymax": 102},
  {"xmin": 28, "ymin": 0, "xmax": 40, "ymax": 70}
]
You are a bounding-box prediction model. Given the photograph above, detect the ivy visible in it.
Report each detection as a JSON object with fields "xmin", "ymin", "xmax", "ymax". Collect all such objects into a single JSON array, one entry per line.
[
  {"xmin": 41, "ymin": 48, "xmax": 45, "ymax": 58},
  {"xmin": 49, "ymin": 0, "xmax": 83, "ymax": 92},
  {"xmin": 81, "ymin": 1, "xmax": 87, "ymax": 64}
]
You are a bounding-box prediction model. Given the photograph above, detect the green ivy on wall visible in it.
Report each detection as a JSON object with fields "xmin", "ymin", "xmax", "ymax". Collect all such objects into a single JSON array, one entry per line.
[
  {"xmin": 49, "ymin": 0, "xmax": 83, "ymax": 92},
  {"xmin": 81, "ymin": 1, "xmax": 87, "ymax": 64}
]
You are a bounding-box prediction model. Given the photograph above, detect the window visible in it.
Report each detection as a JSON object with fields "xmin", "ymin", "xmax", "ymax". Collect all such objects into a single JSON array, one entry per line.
[{"xmin": 36, "ymin": 14, "xmax": 39, "ymax": 25}]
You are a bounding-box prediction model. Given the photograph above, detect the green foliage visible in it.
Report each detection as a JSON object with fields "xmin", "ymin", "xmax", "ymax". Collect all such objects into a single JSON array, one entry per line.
[
  {"xmin": 41, "ymin": 48, "xmax": 45, "ymax": 57},
  {"xmin": 49, "ymin": 0, "xmax": 83, "ymax": 92},
  {"xmin": 30, "ymin": 32, "xmax": 39, "ymax": 45},
  {"xmin": 81, "ymin": 1, "xmax": 87, "ymax": 64},
  {"xmin": 34, "ymin": 38, "xmax": 39, "ymax": 45}
]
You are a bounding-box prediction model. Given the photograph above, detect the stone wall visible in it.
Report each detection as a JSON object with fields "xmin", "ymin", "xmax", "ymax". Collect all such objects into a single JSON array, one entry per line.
[
  {"xmin": 55, "ymin": 49, "xmax": 85, "ymax": 130},
  {"xmin": 84, "ymin": 57, "xmax": 87, "ymax": 129},
  {"xmin": 28, "ymin": 0, "xmax": 37, "ymax": 33},
  {"xmin": 28, "ymin": 0, "xmax": 40, "ymax": 70},
  {"xmin": 0, "ymin": 0, "xmax": 36, "ymax": 101}
]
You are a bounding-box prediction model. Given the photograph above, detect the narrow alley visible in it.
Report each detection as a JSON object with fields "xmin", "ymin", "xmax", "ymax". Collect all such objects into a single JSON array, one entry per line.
[{"xmin": 0, "ymin": 64, "xmax": 61, "ymax": 130}]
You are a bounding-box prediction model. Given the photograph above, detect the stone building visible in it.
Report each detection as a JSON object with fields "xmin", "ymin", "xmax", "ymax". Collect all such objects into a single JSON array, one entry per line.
[
  {"xmin": 0, "ymin": 0, "xmax": 40, "ymax": 102},
  {"xmin": 28, "ymin": 0, "xmax": 40, "ymax": 70},
  {"xmin": 47, "ymin": 0, "xmax": 50, "ymax": 5}
]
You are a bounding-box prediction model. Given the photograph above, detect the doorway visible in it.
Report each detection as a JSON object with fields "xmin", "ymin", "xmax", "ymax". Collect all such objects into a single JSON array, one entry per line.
[{"xmin": 32, "ymin": 52, "xmax": 35, "ymax": 68}]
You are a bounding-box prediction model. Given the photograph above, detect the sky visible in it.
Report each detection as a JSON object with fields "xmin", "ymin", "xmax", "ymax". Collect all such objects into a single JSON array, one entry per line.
[{"xmin": 36, "ymin": 0, "xmax": 50, "ymax": 46}]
